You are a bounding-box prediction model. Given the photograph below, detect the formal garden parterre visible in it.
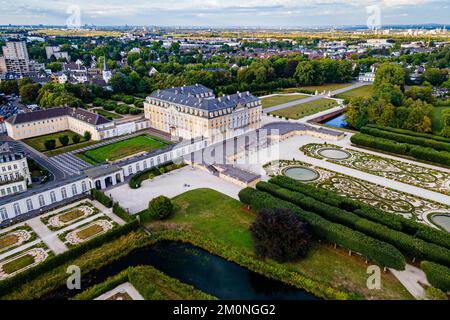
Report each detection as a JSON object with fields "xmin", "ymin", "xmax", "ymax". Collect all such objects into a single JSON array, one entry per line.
[
  {"xmin": 40, "ymin": 201, "xmax": 100, "ymax": 231},
  {"xmin": 263, "ymin": 159, "xmax": 450, "ymax": 224},
  {"xmin": 58, "ymin": 216, "xmax": 117, "ymax": 247},
  {"xmin": 0, "ymin": 243, "xmax": 52, "ymax": 280},
  {"xmin": 0, "ymin": 225, "xmax": 38, "ymax": 254},
  {"xmin": 300, "ymin": 143, "xmax": 450, "ymax": 195}
]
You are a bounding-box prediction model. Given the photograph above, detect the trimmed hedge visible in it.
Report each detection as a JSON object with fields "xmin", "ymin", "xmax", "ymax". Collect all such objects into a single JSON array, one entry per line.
[
  {"xmin": 239, "ymin": 188, "xmax": 406, "ymax": 270},
  {"xmin": 367, "ymin": 124, "xmax": 450, "ymax": 144},
  {"xmin": 269, "ymin": 175, "xmax": 450, "ymax": 250},
  {"xmin": 360, "ymin": 126, "xmax": 450, "ymax": 152},
  {"xmin": 91, "ymin": 188, "xmax": 112, "ymax": 208},
  {"xmin": 72, "ymin": 269, "xmax": 130, "ymax": 300},
  {"xmin": 350, "ymin": 133, "xmax": 408, "ymax": 155},
  {"xmin": 128, "ymin": 265, "xmax": 216, "ymax": 300},
  {"xmin": 421, "ymin": 261, "xmax": 450, "ymax": 292},
  {"xmin": 112, "ymin": 202, "xmax": 134, "ymax": 222},
  {"xmin": 128, "ymin": 162, "xmax": 185, "ymax": 189},
  {"xmin": 257, "ymin": 181, "xmax": 450, "ymax": 266},
  {"xmin": 0, "ymin": 220, "xmax": 140, "ymax": 297}
]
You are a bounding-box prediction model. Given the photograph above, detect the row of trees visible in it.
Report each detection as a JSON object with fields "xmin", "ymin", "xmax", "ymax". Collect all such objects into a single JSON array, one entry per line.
[{"xmin": 347, "ymin": 63, "xmax": 443, "ymax": 135}]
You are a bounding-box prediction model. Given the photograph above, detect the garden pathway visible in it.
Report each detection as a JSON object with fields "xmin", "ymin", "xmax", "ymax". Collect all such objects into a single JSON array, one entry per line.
[
  {"xmin": 389, "ymin": 264, "xmax": 430, "ymax": 299},
  {"xmin": 27, "ymin": 217, "xmax": 68, "ymax": 255}
]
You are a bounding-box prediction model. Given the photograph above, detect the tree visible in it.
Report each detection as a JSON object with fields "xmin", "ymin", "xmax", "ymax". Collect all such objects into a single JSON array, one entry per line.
[
  {"xmin": 374, "ymin": 63, "xmax": 405, "ymax": 90},
  {"xmin": 143, "ymin": 196, "xmax": 174, "ymax": 220},
  {"xmin": 83, "ymin": 131, "xmax": 92, "ymax": 141},
  {"xmin": 19, "ymin": 83, "xmax": 40, "ymax": 105},
  {"xmin": 58, "ymin": 135, "xmax": 69, "ymax": 146},
  {"xmin": 44, "ymin": 139, "xmax": 56, "ymax": 150},
  {"xmin": 251, "ymin": 208, "xmax": 311, "ymax": 262},
  {"xmin": 72, "ymin": 134, "xmax": 81, "ymax": 144},
  {"xmin": 423, "ymin": 68, "xmax": 447, "ymax": 86}
]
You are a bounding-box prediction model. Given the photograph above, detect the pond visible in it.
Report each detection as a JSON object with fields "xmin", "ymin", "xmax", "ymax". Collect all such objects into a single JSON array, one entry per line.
[
  {"xmin": 431, "ymin": 214, "xmax": 450, "ymax": 232},
  {"xmin": 42, "ymin": 241, "xmax": 318, "ymax": 300},
  {"xmin": 283, "ymin": 167, "xmax": 319, "ymax": 181},
  {"xmin": 321, "ymin": 113, "xmax": 350, "ymax": 129},
  {"xmin": 318, "ymin": 148, "xmax": 351, "ymax": 160}
]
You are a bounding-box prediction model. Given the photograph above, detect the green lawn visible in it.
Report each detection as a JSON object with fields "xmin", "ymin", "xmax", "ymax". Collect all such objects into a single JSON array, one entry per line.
[
  {"xmin": 23, "ymin": 131, "xmax": 85, "ymax": 152},
  {"xmin": 301, "ymin": 83, "xmax": 353, "ymax": 92},
  {"xmin": 261, "ymin": 94, "xmax": 308, "ymax": 108},
  {"xmin": 147, "ymin": 188, "xmax": 412, "ymax": 300},
  {"xmin": 2, "ymin": 254, "xmax": 35, "ymax": 274},
  {"xmin": 78, "ymin": 134, "xmax": 171, "ymax": 164},
  {"xmin": 269, "ymin": 98, "xmax": 338, "ymax": 119},
  {"xmin": 431, "ymin": 106, "xmax": 449, "ymax": 133},
  {"xmin": 94, "ymin": 109, "xmax": 123, "ymax": 120},
  {"xmin": 335, "ymin": 85, "xmax": 374, "ymax": 100}
]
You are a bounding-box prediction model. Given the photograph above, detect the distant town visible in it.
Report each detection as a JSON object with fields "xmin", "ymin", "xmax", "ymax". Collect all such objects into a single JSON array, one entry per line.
[{"xmin": 0, "ymin": 22, "xmax": 449, "ymax": 304}]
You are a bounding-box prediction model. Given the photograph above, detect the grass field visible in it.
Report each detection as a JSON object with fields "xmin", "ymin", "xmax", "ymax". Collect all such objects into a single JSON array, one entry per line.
[
  {"xmin": 431, "ymin": 106, "xmax": 450, "ymax": 133},
  {"xmin": 335, "ymin": 85, "xmax": 374, "ymax": 100},
  {"xmin": 78, "ymin": 134, "xmax": 170, "ymax": 164},
  {"xmin": 2, "ymin": 254, "xmax": 35, "ymax": 274},
  {"xmin": 269, "ymin": 98, "xmax": 338, "ymax": 119},
  {"xmin": 23, "ymin": 131, "xmax": 85, "ymax": 152},
  {"xmin": 94, "ymin": 109, "xmax": 123, "ymax": 120},
  {"xmin": 301, "ymin": 83, "xmax": 353, "ymax": 92},
  {"xmin": 77, "ymin": 224, "xmax": 104, "ymax": 240},
  {"xmin": 146, "ymin": 188, "xmax": 412, "ymax": 300},
  {"xmin": 0, "ymin": 234, "xmax": 18, "ymax": 251},
  {"xmin": 59, "ymin": 210, "xmax": 84, "ymax": 223},
  {"xmin": 261, "ymin": 94, "xmax": 308, "ymax": 108}
]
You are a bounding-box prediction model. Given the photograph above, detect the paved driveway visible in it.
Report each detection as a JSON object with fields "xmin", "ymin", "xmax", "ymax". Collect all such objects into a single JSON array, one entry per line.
[{"xmin": 106, "ymin": 166, "xmax": 242, "ymax": 214}]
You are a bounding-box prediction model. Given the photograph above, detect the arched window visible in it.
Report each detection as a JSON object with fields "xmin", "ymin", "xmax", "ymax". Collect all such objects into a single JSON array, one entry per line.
[
  {"xmin": 61, "ymin": 187, "xmax": 67, "ymax": 199},
  {"xmin": 26, "ymin": 199, "xmax": 33, "ymax": 211},
  {"xmin": 71, "ymin": 184, "xmax": 77, "ymax": 196},
  {"xmin": 50, "ymin": 191, "xmax": 57, "ymax": 203},
  {"xmin": 38, "ymin": 195, "xmax": 45, "ymax": 207}
]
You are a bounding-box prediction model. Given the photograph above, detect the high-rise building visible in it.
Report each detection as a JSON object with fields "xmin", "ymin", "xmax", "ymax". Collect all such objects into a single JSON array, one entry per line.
[{"xmin": 1, "ymin": 41, "xmax": 30, "ymax": 75}]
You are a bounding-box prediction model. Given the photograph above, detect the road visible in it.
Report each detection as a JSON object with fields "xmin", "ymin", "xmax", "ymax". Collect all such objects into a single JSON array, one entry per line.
[
  {"xmin": 0, "ymin": 134, "xmax": 68, "ymax": 181},
  {"xmin": 263, "ymin": 82, "xmax": 368, "ymax": 113}
]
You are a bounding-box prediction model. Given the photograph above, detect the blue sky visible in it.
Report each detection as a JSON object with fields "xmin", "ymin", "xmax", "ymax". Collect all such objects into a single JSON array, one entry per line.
[{"xmin": 0, "ymin": 0, "xmax": 448, "ymax": 27}]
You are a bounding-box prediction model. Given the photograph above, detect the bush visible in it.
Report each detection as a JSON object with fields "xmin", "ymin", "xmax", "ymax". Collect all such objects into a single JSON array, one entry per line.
[
  {"xmin": 238, "ymin": 188, "xmax": 406, "ymax": 270},
  {"xmin": 421, "ymin": 261, "xmax": 450, "ymax": 292},
  {"xmin": 92, "ymin": 98, "xmax": 104, "ymax": 107},
  {"xmin": 251, "ymin": 208, "xmax": 311, "ymax": 262},
  {"xmin": 90, "ymin": 188, "xmax": 112, "ymax": 208},
  {"xmin": 44, "ymin": 139, "xmax": 56, "ymax": 150},
  {"xmin": 143, "ymin": 196, "xmax": 173, "ymax": 221},
  {"xmin": 258, "ymin": 181, "xmax": 450, "ymax": 266},
  {"xmin": 128, "ymin": 162, "xmax": 184, "ymax": 189},
  {"xmin": 83, "ymin": 131, "xmax": 92, "ymax": 141},
  {"xmin": 115, "ymin": 105, "xmax": 130, "ymax": 114},
  {"xmin": 72, "ymin": 134, "xmax": 81, "ymax": 144},
  {"xmin": 58, "ymin": 135, "xmax": 69, "ymax": 146},
  {"xmin": 102, "ymin": 102, "xmax": 117, "ymax": 111}
]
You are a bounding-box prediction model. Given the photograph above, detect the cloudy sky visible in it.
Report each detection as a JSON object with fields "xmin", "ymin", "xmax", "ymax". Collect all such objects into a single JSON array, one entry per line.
[{"xmin": 0, "ymin": 0, "xmax": 448, "ymax": 27}]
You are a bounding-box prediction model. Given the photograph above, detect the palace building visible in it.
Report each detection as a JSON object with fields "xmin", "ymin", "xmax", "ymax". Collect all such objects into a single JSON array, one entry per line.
[
  {"xmin": 0, "ymin": 143, "xmax": 30, "ymax": 198},
  {"xmin": 144, "ymin": 84, "xmax": 262, "ymax": 143}
]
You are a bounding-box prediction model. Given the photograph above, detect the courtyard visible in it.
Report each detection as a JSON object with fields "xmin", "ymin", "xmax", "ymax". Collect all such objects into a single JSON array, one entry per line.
[
  {"xmin": 76, "ymin": 134, "xmax": 171, "ymax": 164},
  {"xmin": 106, "ymin": 166, "xmax": 242, "ymax": 214},
  {"xmin": 23, "ymin": 130, "xmax": 87, "ymax": 152}
]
